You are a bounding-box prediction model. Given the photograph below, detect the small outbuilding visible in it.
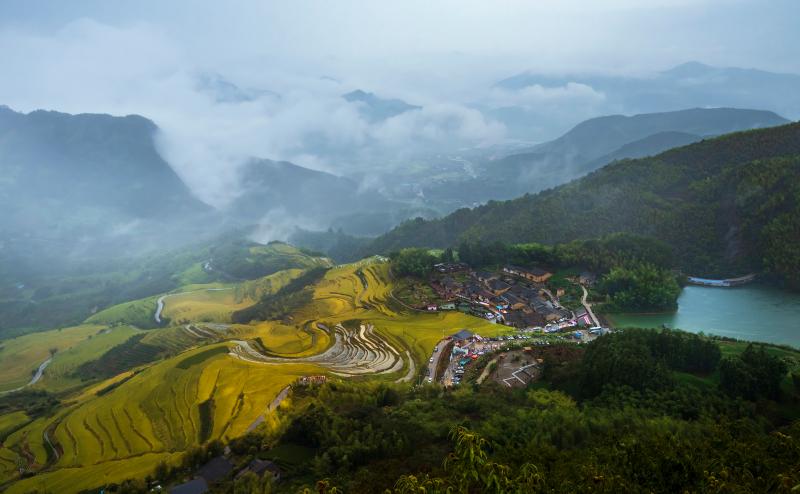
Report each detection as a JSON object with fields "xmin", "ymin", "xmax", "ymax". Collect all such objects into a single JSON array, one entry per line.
[
  {"xmin": 198, "ymin": 456, "xmax": 234, "ymax": 484},
  {"xmin": 452, "ymin": 329, "xmax": 474, "ymax": 340},
  {"xmin": 236, "ymin": 458, "xmax": 282, "ymax": 482},
  {"xmin": 169, "ymin": 478, "xmax": 209, "ymax": 494}
]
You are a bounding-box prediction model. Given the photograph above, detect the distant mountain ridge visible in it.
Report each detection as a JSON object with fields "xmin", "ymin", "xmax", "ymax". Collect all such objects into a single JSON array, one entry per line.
[
  {"xmin": 342, "ymin": 89, "xmax": 420, "ymax": 122},
  {"xmin": 489, "ymin": 61, "xmax": 800, "ymax": 140},
  {"xmin": 483, "ymin": 107, "xmax": 788, "ymax": 197},
  {"xmin": 229, "ymin": 158, "xmax": 387, "ymax": 221},
  {"xmin": 495, "ymin": 62, "xmax": 800, "ymax": 118}
]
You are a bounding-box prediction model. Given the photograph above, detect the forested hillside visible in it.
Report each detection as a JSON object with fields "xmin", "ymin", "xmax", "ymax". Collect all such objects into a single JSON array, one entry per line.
[{"xmin": 368, "ymin": 122, "xmax": 800, "ymax": 287}]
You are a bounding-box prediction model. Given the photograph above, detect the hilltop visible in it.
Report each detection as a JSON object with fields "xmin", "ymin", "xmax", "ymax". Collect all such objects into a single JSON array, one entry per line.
[
  {"xmin": 0, "ymin": 106, "xmax": 206, "ymax": 219},
  {"xmin": 367, "ymin": 122, "xmax": 800, "ymax": 287}
]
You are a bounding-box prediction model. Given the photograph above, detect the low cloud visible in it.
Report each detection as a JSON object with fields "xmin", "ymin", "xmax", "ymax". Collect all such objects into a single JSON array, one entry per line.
[
  {"xmin": 370, "ymin": 104, "xmax": 505, "ymax": 150},
  {"xmin": 0, "ymin": 19, "xmax": 509, "ymax": 209},
  {"xmin": 487, "ymin": 82, "xmax": 606, "ymax": 109},
  {"xmin": 249, "ymin": 208, "xmax": 323, "ymax": 244}
]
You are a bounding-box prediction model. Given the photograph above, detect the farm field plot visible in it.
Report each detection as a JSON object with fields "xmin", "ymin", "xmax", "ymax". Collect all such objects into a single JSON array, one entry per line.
[
  {"xmin": 242, "ymin": 322, "xmax": 331, "ymax": 357},
  {"xmin": 35, "ymin": 325, "xmax": 144, "ymax": 393},
  {"xmin": 159, "ymin": 287, "xmax": 244, "ymax": 323},
  {"xmin": 0, "ymin": 324, "xmax": 126, "ymax": 392},
  {"xmin": 1, "ymin": 414, "xmax": 56, "ymax": 476},
  {"xmin": 1, "ymin": 343, "xmax": 320, "ymax": 491},
  {"xmin": 0, "ymin": 411, "xmax": 28, "ymax": 439},
  {"xmin": 5, "ymin": 452, "xmax": 183, "ymax": 494}
]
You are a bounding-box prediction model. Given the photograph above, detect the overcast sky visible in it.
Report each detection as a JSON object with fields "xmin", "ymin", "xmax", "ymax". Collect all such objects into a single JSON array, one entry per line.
[{"xmin": 1, "ymin": 0, "xmax": 798, "ymax": 205}]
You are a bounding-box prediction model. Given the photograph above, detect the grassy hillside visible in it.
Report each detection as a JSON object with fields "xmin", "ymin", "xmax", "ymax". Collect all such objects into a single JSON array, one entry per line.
[
  {"xmin": 0, "ymin": 324, "xmax": 144, "ymax": 393},
  {"xmin": 368, "ymin": 122, "xmax": 800, "ymax": 286},
  {"xmin": 0, "ymin": 236, "xmax": 332, "ymax": 337},
  {"xmin": 209, "ymin": 240, "xmax": 333, "ymax": 281}
]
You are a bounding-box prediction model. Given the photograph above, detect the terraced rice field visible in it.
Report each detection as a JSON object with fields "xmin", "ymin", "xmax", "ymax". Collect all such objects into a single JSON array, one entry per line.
[
  {"xmin": 4, "ymin": 452, "xmax": 183, "ymax": 494},
  {"xmin": 228, "ymin": 260, "xmax": 510, "ymax": 381},
  {"xmin": 0, "ymin": 258, "xmax": 511, "ymax": 492},
  {"xmin": 0, "ymin": 344, "xmax": 320, "ymax": 491},
  {"xmin": 0, "ymin": 412, "xmax": 29, "ymax": 442},
  {"xmin": 231, "ymin": 323, "xmax": 405, "ymax": 377},
  {"xmin": 159, "ymin": 288, "xmax": 242, "ymax": 322}
]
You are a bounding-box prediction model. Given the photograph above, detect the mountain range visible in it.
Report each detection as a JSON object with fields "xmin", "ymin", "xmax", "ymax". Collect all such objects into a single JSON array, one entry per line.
[
  {"xmin": 486, "ymin": 107, "xmax": 788, "ymax": 196},
  {"xmin": 366, "ymin": 122, "xmax": 800, "ymax": 288},
  {"xmin": 419, "ymin": 107, "xmax": 789, "ymax": 207}
]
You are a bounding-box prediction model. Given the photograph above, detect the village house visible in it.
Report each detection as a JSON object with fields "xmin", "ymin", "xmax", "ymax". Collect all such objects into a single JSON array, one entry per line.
[
  {"xmin": 475, "ymin": 271, "xmax": 496, "ymax": 282},
  {"xmin": 503, "ymin": 265, "xmax": 553, "ymax": 283},
  {"xmin": 431, "ymin": 276, "xmax": 461, "ymax": 300},
  {"xmin": 197, "ymin": 456, "xmax": 234, "ymax": 485},
  {"xmin": 297, "ymin": 375, "xmax": 327, "ymax": 386},
  {"xmin": 488, "ymin": 278, "xmax": 511, "ymax": 296},
  {"xmin": 434, "ymin": 262, "xmax": 468, "ymax": 273},
  {"xmin": 504, "ymin": 309, "xmax": 546, "ymax": 328},
  {"xmin": 169, "ymin": 478, "xmax": 209, "ymax": 494},
  {"xmin": 235, "ymin": 458, "xmax": 282, "ymax": 483}
]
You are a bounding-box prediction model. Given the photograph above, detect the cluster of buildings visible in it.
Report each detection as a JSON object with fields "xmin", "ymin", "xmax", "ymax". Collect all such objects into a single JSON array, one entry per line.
[{"xmin": 428, "ymin": 264, "xmax": 572, "ymax": 329}]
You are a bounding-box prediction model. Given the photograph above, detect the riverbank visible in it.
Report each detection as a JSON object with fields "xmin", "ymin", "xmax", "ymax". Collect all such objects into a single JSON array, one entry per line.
[{"xmin": 606, "ymin": 284, "xmax": 800, "ymax": 348}]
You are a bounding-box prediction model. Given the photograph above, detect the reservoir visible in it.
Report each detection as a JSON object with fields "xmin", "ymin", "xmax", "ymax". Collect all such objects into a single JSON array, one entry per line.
[{"xmin": 607, "ymin": 284, "xmax": 800, "ymax": 348}]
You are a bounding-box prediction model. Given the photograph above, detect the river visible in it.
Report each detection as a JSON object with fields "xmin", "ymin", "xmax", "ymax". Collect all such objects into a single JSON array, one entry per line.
[{"xmin": 606, "ymin": 284, "xmax": 800, "ymax": 347}]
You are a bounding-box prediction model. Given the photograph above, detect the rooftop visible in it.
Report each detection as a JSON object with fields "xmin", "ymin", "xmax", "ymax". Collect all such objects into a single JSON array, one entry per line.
[
  {"xmin": 169, "ymin": 478, "xmax": 209, "ymax": 494},
  {"xmin": 198, "ymin": 456, "xmax": 233, "ymax": 483},
  {"xmin": 453, "ymin": 329, "xmax": 474, "ymax": 340}
]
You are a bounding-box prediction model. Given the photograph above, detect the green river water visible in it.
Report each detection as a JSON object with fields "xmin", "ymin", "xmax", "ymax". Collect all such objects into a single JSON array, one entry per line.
[{"xmin": 606, "ymin": 284, "xmax": 800, "ymax": 348}]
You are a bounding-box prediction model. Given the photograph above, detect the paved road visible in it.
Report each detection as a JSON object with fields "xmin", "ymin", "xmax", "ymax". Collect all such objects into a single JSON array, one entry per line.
[
  {"xmin": 581, "ymin": 285, "xmax": 601, "ymax": 327},
  {"xmin": 246, "ymin": 385, "xmax": 292, "ymax": 433},
  {"xmin": 427, "ymin": 338, "xmax": 449, "ymax": 383},
  {"xmin": 0, "ymin": 357, "xmax": 52, "ymax": 395}
]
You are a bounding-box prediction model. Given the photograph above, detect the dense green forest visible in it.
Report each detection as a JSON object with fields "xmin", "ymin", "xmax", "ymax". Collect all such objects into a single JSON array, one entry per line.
[
  {"xmin": 110, "ymin": 329, "xmax": 800, "ymax": 493},
  {"xmin": 367, "ymin": 123, "xmax": 800, "ymax": 288}
]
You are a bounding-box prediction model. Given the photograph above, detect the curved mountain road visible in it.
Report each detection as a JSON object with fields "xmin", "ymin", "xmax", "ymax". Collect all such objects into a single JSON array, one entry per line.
[{"xmin": 0, "ymin": 357, "xmax": 52, "ymax": 395}]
